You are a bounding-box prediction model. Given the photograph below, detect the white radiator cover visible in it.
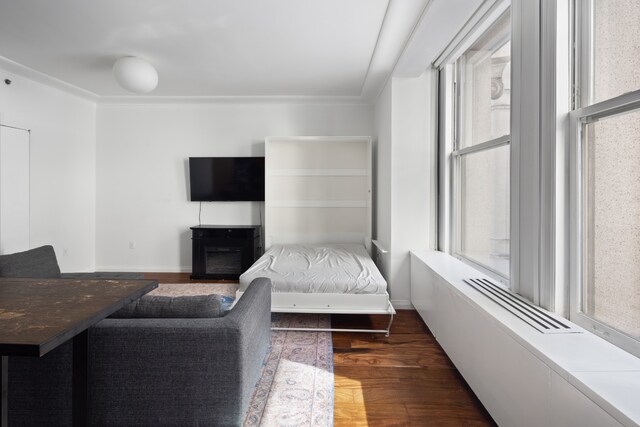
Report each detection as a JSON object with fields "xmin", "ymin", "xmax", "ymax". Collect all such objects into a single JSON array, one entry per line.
[{"xmin": 410, "ymin": 251, "xmax": 638, "ymax": 427}]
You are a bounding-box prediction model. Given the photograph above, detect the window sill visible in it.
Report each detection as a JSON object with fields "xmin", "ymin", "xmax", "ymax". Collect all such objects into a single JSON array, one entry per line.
[{"xmin": 411, "ymin": 250, "xmax": 640, "ymax": 427}]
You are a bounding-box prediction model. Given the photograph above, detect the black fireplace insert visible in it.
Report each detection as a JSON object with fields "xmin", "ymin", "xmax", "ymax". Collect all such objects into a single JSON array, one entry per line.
[{"xmin": 190, "ymin": 225, "xmax": 261, "ymax": 280}]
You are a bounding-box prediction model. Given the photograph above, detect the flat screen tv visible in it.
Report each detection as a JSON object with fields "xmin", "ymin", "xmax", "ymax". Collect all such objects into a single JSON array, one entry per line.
[{"xmin": 189, "ymin": 157, "xmax": 265, "ymax": 201}]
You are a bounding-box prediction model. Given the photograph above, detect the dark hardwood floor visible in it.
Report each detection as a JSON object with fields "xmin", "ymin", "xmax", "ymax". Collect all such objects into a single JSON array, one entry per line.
[
  {"xmin": 144, "ymin": 274, "xmax": 495, "ymax": 426},
  {"xmin": 331, "ymin": 311, "xmax": 496, "ymax": 426}
]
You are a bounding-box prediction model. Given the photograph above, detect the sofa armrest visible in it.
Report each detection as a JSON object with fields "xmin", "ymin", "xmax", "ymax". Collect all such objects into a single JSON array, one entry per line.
[{"xmin": 88, "ymin": 278, "xmax": 272, "ymax": 426}]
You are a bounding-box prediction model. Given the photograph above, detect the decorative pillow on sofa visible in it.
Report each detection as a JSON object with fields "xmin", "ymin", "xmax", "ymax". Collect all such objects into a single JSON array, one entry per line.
[
  {"xmin": 109, "ymin": 294, "xmax": 223, "ymax": 319},
  {"xmin": 0, "ymin": 245, "xmax": 61, "ymax": 278}
]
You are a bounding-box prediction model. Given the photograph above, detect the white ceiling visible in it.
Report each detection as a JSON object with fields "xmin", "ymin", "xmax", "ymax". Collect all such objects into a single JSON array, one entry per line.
[{"xmin": 0, "ymin": 0, "xmax": 430, "ymax": 100}]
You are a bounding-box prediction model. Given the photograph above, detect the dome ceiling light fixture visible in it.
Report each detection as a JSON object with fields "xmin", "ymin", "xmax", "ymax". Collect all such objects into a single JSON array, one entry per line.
[{"xmin": 112, "ymin": 56, "xmax": 158, "ymax": 93}]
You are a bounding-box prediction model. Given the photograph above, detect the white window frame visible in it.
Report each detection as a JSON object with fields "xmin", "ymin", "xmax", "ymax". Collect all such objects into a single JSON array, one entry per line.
[
  {"xmin": 570, "ymin": 0, "xmax": 640, "ymax": 357},
  {"xmin": 451, "ymin": 135, "xmax": 511, "ymax": 283},
  {"xmin": 437, "ymin": 3, "xmax": 512, "ymax": 285},
  {"xmin": 569, "ymin": 90, "xmax": 640, "ymax": 358}
]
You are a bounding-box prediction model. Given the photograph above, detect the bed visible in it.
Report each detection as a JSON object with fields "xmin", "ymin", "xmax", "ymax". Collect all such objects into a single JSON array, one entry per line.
[
  {"xmin": 237, "ymin": 243, "xmax": 395, "ymax": 335},
  {"xmin": 235, "ymin": 136, "xmax": 395, "ymax": 335}
]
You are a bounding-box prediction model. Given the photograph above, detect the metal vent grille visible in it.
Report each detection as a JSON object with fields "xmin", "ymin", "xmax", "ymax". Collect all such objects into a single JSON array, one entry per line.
[{"xmin": 463, "ymin": 278, "xmax": 581, "ymax": 334}]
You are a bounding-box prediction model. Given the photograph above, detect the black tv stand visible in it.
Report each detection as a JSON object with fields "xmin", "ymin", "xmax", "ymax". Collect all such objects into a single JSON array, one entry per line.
[{"xmin": 190, "ymin": 225, "xmax": 261, "ymax": 280}]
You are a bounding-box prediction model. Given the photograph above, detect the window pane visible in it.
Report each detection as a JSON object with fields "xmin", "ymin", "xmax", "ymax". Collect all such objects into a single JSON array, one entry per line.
[
  {"xmin": 460, "ymin": 144, "xmax": 510, "ymax": 277},
  {"xmin": 590, "ymin": 0, "xmax": 640, "ymax": 104},
  {"xmin": 584, "ymin": 108, "xmax": 640, "ymax": 339},
  {"xmin": 459, "ymin": 11, "xmax": 511, "ymax": 148}
]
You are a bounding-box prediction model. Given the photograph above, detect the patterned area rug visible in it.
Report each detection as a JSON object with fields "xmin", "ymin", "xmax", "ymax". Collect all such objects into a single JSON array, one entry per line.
[
  {"xmin": 148, "ymin": 283, "xmax": 334, "ymax": 427},
  {"xmin": 149, "ymin": 282, "xmax": 239, "ymax": 298},
  {"xmin": 245, "ymin": 313, "xmax": 333, "ymax": 427}
]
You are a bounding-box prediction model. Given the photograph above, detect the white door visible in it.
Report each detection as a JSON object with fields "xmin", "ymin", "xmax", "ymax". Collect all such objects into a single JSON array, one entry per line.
[{"xmin": 0, "ymin": 125, "xmax": 30, "ymax": 254}]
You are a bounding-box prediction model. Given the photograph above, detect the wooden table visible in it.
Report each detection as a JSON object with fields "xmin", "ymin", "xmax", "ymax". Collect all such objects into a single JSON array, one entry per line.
[{"xmin": 0, "ymin": 278, "xmax": 158, "ymax": 426}]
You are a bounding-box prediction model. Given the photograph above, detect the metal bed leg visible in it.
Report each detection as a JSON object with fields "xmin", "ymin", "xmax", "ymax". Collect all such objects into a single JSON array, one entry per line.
[{"xmin": 385, "ymin": 311, "xmax": 394, "ymax": 337}]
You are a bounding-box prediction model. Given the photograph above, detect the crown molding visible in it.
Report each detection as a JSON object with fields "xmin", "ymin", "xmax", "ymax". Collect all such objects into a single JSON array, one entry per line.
[
  {"xmin": 97, "ymin": 95, "xmax": 373, "ymax": 106},
  {"xmin": 0, "ymin": 56, "xmax": 374, "ymax": 106},
  {"xmin": 0, "ymin": 56, "xmax": 99, "ymax": 102}
]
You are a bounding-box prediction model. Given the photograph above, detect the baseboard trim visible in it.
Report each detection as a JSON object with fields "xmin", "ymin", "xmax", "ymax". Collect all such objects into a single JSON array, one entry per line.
[
  {"xmin": 94, "ymin": 266, "xmax": 191, "ymax": 273},
  {"xmin": 390, "ymin": 299, "xmax": 414, "ymax": 310}
]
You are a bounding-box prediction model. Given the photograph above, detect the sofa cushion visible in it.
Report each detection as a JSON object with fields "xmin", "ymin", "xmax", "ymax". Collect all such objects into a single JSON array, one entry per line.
[
  {"xmin": 0, "ymin": 245, "xmax": 61, "ymax": 278},
  {"xmin": 110, "ymin": 294, "xmax": 223, "ymax": 319}
]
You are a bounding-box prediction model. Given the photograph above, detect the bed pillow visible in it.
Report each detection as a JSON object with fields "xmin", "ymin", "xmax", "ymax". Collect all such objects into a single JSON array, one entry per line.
[
  {"xmin": 110, "ymin": 294, "xmax": 223, "ymax": 319},
  {"xmin": 0, "ymin": 245, "xmax": 61, "ymax": 278}
]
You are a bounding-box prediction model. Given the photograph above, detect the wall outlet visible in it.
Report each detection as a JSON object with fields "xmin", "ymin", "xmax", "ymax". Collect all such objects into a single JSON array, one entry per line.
[{"xmin": 129, "ymin": 241, "xmax": 136, "ymax": 250}]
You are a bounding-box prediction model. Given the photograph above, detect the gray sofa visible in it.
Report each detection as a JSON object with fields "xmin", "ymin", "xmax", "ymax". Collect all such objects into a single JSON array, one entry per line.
[{"xmin": 3, "ymin": 246, "xmax": 272, "ymax": 426}]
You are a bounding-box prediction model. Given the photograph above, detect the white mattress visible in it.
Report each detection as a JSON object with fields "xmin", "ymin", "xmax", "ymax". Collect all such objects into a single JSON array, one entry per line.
[{"xmin": 239, "ymin": 244, "xmax": 387, "ymax": 294}]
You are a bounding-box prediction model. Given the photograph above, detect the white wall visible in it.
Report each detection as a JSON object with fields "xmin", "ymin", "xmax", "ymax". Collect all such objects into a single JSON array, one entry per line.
[
  {"xmin": 0, "ymin": 67, "xmax": 96, "ymax": 271},
  {"xmin": 390, "ymin": 72, "xmax": 436, "ymax": 304},
  {"xmin": 374, "ymin": 82, "xmax": 392, "ymax": 281},
  {"xmin": 0, "ymin": 126, "xmax": 30, "ymax": 254},
  {"xmin": 374, "ymin": 71, "xmax": 436, "ymax": 308},
  {"xmin": 96, "ymin": 102, "xmax": 374, "ymax": 271}
]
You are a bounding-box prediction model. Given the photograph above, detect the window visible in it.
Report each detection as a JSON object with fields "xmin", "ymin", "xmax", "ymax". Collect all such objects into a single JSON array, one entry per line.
[
  {"xmin": 571, "ymin": 0, "xmax": 640, "ymax": 357},
  {"xmin": 441, "ymin": 8, "xmax": 511, "ymax": 281}
]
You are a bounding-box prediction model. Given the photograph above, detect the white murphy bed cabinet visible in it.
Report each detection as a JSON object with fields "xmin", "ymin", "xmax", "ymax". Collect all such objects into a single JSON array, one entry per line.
[
  {"xmin": 264, "ymin": 136, "xmax": 372, "ymax": 249},
  {"xmin": 247, "ymin": 136, "xmax": 395, "ymax": 332}
]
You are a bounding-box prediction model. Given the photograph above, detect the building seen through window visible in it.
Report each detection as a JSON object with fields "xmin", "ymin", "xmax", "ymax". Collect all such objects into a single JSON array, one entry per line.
[{"xmin": 573, "ymin": 0, "xmax": 640, "ymax": 353}]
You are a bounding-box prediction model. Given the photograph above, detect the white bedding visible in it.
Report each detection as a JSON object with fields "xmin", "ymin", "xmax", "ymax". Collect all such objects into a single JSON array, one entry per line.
[{"xmin": 239, "ymin": 244, "xmax": 387, "ymax": 294}]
